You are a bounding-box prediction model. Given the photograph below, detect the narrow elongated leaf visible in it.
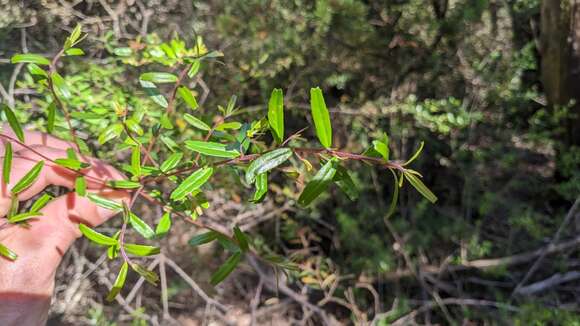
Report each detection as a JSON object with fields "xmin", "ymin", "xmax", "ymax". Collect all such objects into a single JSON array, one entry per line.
[
  {"xmin": 3, "ymin": 142, "xmax": 12, "ymax": 185},
  {"xmin": 107, "ymin": 180, "xmax": 141, "ymax": 189},
  {"xmin": 87, "ymin": 193, "xmax": 122, "ymax": 211},
  {"xmin": 27, "ymin": 63, "xmax": 48, "ymax": 79},
  {"xmin": 124, "ymin": 243, "xmax": 160, "ymax": 256},
  {"xmin": 160, "ymin": 152, "xmax": 183, "ymax": 173},
  {"xmin": 189, "ymin": 231, "xmax": 218, "ymax": 246},
  {"xmin": 106, "ymin": 261, "xmax": 128, "ymax": 302},
  {"xmin": 131, "ymin": 146, "xmax": 141, "ymax": 177},
  {"xmin": 245, "ymin": 148, "xmax": 293, "ymax": 184},
  {"xmin": 404, "ymin": 172, "xmax": 437, "ymax": 203},
  {"xmin": 251, "ymin": 173, "xmax": 268, "ymax": 203},
  {"xmin": 0, "ymin": 243, "xmax": 17, "ymax": 261},
  {"xmin": 215, "ymin": 121, "xmax": 242, "ymax": 131},
  {"xmin": 50, "ymin": 72, "xmax": 71, "ymax": 99},
  {"xmin": 131, "ymin": 263, "xmax": 159, "ymax": 285},
  {"xmin": 372, "ymin": 140, "xmax": 389, "ymax": 160},
  {"xmin": 170, "ymin": 167, "xmax": 213, "ymax": 201},
  {"xmin": 79, "ymin": 223, "xmax": 118, "ymax": 246},
  {"xmin": 210, "ymin": 252, "xmax": 242, "ymax": 285},
  {"xmin": 11, "ymin": 161, "xmax": 44, "ymax": 194},
  {"xmin": 183, "ymin": 114, "xmax": 210, "ymax": 131},
  {"xmin": 185, "ymin": 141, "xmax": 240, "ymax": 158},
  {"xmin": 64, "ymin": 48, "xmax": 85, "ymax": 56},
  {"xmin": 155, "ymin": 212, "xmax": 172, "ymax": 237},
  {"xmin": 30, "ymin": 193, "xmax": 53, "ymax": 212},
  {"xmin": 11, "ymin": 53, "xmax": 50, "ymax": 65},
  {"xmin": 98, "ymin": 123, "xmax": 123, "ymax": 144},
  {"xmin": 404, "ymin": 141, "xmax": 424, "ymax": 166},
  {"xmin": 386, "ymin": 169, "xmax": 399, "ymax": 219},
  {"xmin": 9, "ymin": 212, "xmax": 42, "ymax": 223},
  {"xmin": 233, "ymin": 226, "xmax": 249, "ymax": 252},
  {"xmin": 298, "ymin": 158, "xmax": 338, "ymax": 206},
  {"xmin": 46, "ymin": 102, "xmax": 55, "ymax": 133},
  {"xmin": 310, "ymin": 87, "xmax": 332, "ymax": 148},
  {"xmin": 187, "ymin": 59, "xmax": 200, "ymax": 77},
  {"xmin": 129, "ymin": 213, "xmax": 155, "ymax": 239},
  {"xmin": 268, "ymin": 88, "xmax": 284, "ymax": 143},
  {"xmin": 178, "ymin": 86, "xmax": 198, "ymax": 110},
  {"xmin": 140, "ymin": 72, "xmax": 178, "ymax": 83},
  {"xmin": 2, "ymin": 104, "xmax": 24, "ymax": 142},
  {"xmin": 333, "ymin": 165, "xmax": 359, "ymax": 201},
  {"xmin": 54, "ymin": 158, "xmax": 89, "ymax": 170},
  {"xmin": 139, "ymin": 80, "xmax": 168, "ymax": 108},
  {"xmin": 75, "ymin": 176, "xmax": 86, "ymax": 196}
]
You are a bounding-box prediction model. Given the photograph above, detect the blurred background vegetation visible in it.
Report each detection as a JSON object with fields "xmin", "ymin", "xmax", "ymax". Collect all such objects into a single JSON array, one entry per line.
[{"xmin": 1, "ymin": 0, "xmax": 580, "ymax": 325}]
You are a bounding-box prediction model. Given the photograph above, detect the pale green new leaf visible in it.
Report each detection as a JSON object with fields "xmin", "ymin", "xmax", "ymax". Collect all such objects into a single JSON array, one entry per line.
[
  {"xmin": 9, "ymin": 212, "xmax": 42, "ymax": 223},
  {"xmin": 268, "ymin": 88, "xmax": 284, "ymax": 143},
  {"xmin": 178, "ymin": 86, "xmax": 198, "ymax": 110},
  {"xmin": 140, "ymin": 72, "xmax": 178, "ymax": 83},
  {"xmin": 129, "ymin": 213, "xmax": 155, "ymax": 239},
  {"xmin": 11, "ymin": 53, "xmax": 50, "ymax": 65},
  {"xmin": 79, "ymin": 224, "xmax": 118, "ymax": 246},
  {"xmin": 185, "ymin": 141, "xmax": 240, "ymax": 158},
  {"xmin": 160, "ymin": 152, "xmax": 183, "ymax": 173},
  {"xmin": 0, "ymin": 243, "xmax": 17, "ymax": 261},
  {"xmin": 124, "ymin": 243, "xmax": 160, "ymax": 256},
  {"xmin": 30, "ymin": 193, "xmax": 53, "ymax": 212}
]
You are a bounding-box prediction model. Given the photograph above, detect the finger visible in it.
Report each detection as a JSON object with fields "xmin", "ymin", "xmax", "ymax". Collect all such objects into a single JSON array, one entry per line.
[
  {"xmin": 0, "ymin": 191, "xmax": 128, "ymax": 294},
  {"xmin": 0, "ymin": 123, "xmax": 76, "ymax": 153},
  {"xmin": 0, "ymin": 146, "xmax": 127, "ymax": 217}
]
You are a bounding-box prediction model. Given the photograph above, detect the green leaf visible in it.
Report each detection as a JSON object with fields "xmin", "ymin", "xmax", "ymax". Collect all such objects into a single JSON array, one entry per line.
[
  {"xmin": 298, "ymin": 157, "xmax": 338, "ymax": 206},
  {"xmin": 233, "ymin": 226, "xmax": 249, "ymax": 252},
  {"xmin": 79, "ymin": 223, "xmax": 118, "ymax": 246},
  {"xmin": 113, "ymin": 47, "xmax": 132, "ymax": 56},
  {"xmin": 131, "ymin": 146, "xmax": 141, "ymax": 177},
  {"xmin": 333, "ymin": 165, "xmax": 359, "ymax": 201},
  {"xmin": 404, "ymin": 172, "xmax": 437, "ymax": 203},
  {"xmin": 160, "ymin": 152, "xmax": 183, "ymax": 173},
  {"xmin": 75, "ymin": 176, "xmax": 86, "ymax": 196},
  {"xmin": 140, "ymin": 72, "xmax": 178, "ymax": 84},
  {"xmin": 131, "ymin": 263, "xmax": 159, "ymax": 286},
  {"xmin": 68, "ymin": 24, "xmax": 83, "ymax": 45},
  {"xmin": 155, "ymin": 212, "xmax": 172, "ymax": 238},
  {"xmin": 184, "ymin": 114, "xmax": 211, "ymax": 131},
  {"xmin": 107, "ymin": 180, "xmax": 141, "ymax": 189},
  {"xmin": 310, "ymin": 87, "xmax": 332, "ymax": 148},
  {"xmin": 64, "ymin": 48, "xmax": 85, "ymax": 56},
  {"xmin": 46, "ymin": 102, "xmax": 56, "ymax": 133},
  {"xmin": 372, "ymin": 140, "xmax": 389, "ymax": 161},
  {"xmin": 27, "ymin": 63, "xmax": 48, "ymax": 79},
  {"xmin": 125, "ymin": 119, "xmax": 143, "ymax": 136},
  {"xmin": 0, "ymin": 243, "xmax": 17, "ymax": 261},
  {"xmin": 2, "ymin": 104, "xmax": 24, "ymax": 142},
  {"xmin": 386, "ymin": 169, "xmax": 399, "ymax": 219},
  {"xmin": 187, "ymin": 59, "xmax": 201, "ymax": 77},
  {"xmin": 170, "ymin": 167, "xmax": 213, "ymax": 201},
  {"xmin": 185, "ymin": 140, "xmax": 240, "ymax": 158},
  {"xmin": 210, "ymin": 252, "xmax": 242, "ymax": 285},
  {"xmin": 404, "ymin": 141, "xmax": 424, "ymax": 166},
  {"xmin": 129, "ymin": 213, "xmax": 155, "ymax": 240},
  {"xmin": 268, "ymin": 88, "xmax": 284, "ymax": 143},
  {"xmin": 87, "ymin": 193, "xmax": 122, "ymax": 211},
  {"xmin": 226, "ymin": 95, "xmax": 237, "ymax": 116},
  {"xmin": 3, "ymin": 142, "xmax": 12, "ymax": 185},
  {"xmin": 159, "ymin": 113, "xmax": 174, "ymax": 129},
  {"xmin": 215, "ymin": 122, "xmax": 242, "ymax": 131},
  {"xmin": 139, "ymin": 80, "xmax": 168, "ymax": 108},
  {"xmin": 245, "ymin": 148, "xmax": 293, "ymax": 184},
  {"xmin": 106, "ymin": 261, "xmax": 128, "ymax": 302},
  {"xmin": 50, "ymin": 72, "xmax": 71, "ymax": 99},
  {"xmin": 54, "ymin": 158, "xmax": 89, "ymax": 170},
  {"xmin": 251, "ymin": 172, "xmax": 268, "ymax": 203},
  {"xmin": 124, "ymin": 243, "xmax": 160, "ymax": 256},
  {"xmin": 178, "ymin": 86, "xmax": 198, "ymax": 110},
  {"xmin": 30, "ymin": 193, "xmax": 53, "ymax": 212},
  {"xmin": 98, "ymin": 123, "xmax": 123, "ymax": 144},
  {"xmin": 11, "ymin": 53, "xmax": 50, "ymax": 65},
  {"xmin": 11, "ymin": 161, "xmax": 44, "ymax": 194},
  {"xmin": 9, "ymin": 212, "xmax": 42, "ymax": 223},
  {"xmin": 189, "ymin": 231, "xmax": 218, "ymax": 247}
]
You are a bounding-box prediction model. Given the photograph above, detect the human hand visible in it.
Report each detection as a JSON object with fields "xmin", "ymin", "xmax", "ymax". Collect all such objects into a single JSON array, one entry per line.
[{"xmin": 0, "ymin": 126, "xmax": 130, "ymax": 325}]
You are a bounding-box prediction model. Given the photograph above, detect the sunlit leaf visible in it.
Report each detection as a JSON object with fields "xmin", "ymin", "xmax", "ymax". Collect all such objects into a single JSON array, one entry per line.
[
  {"xmin": 9, "ymin": 212, "xmax": 42, "ymax": 223},
  {"xmin": 310, "ymin": 87, "xmax": 332, "ymax": 148},
  {"xmin": 11, "ymin": 53, "xmax": 50, "ymax": 65},
  {"xmin": 106, "ymin": 261, "xmax": 128, "ymax": 302},
  {"xmin": 268, "ymin": 88, "xmax": 284, "ymax": 143},
  {"xmin": 170, "ymin": 166, "xmax": 213, "ymax": 201},
  {"xmin": 98, "ymin": 123, "xmax": 123, "ymax": 144},
  {"xmin": 155, "ymin": 212, "xmax": 172, "ymax": 238},
  {"xmin": 75, "ymin": 176, "xmax": 86, "ymax": 196},
  {"xmin": 79, "ymin": 223, "xmax": 118, "ymax": 246},
  {"xmin": 250, "ymin": 172, "xmax": 268, "ymax": 203},
  {"xmin": 54, "ymin": 158, "xmax": 89, "ymax": 170},
  {"xmin": 129, "ymin": 213, "xmax": 155, "ymax": 239},
  {"xmin": 50, "ymin": 72, "xmax": 71, "ymax": 99},
  {"xmin": 185, "ymin": 140, "xmax": 240, "ymax": 158},
  {"xmin": 139, "ymin": 80, "xmax": 168, "ymax": 108},
  {"xmin": 140, "ymin": 72, "xmax": 178, "ymax": 84},
  {"xmin": 30, "ymin": 193, "xmax": 53, "ymax": 212},
  {"xmin": 64, "ymin": 48, "xmax": 85, "ymax": 56},
  {"xmin": 124, "ymin": 243, "xmax": 160, "ymax": 256},
  {"xmin": 160, "ymin": 152, "xmax": 183, "ymax": 173},
  {"xmin": 183, "ymin": 114, "xmax": 211, "ymax": 131},
  {"xmin": 0, "ymin": 243, "xmax": 17, "ymax": 261},
  {"xmin": 87, "ymin": 193, "xmax": 123, "ymax": 211},
  {"xmin": 11, "ymin": 161, "xmax": 44, "ymax": 194},
  {"xmin": 107, "ymin": 180, "xmax": 142, "ymax": 189},
  {"xmin": 178, "ymin": 86, "xmax": 198, "ymax": 110},
  {"xmin": 245, "ymin": 148, "xmax": 293, "ymax": 184}
]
